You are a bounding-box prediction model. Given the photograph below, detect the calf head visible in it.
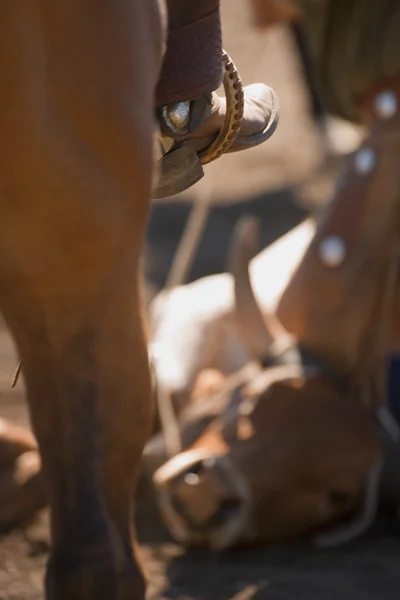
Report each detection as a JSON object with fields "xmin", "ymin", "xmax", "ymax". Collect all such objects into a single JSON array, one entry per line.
[{"xmin": 153, "ymin": 365, "xmax": 382, "ymax": 549}]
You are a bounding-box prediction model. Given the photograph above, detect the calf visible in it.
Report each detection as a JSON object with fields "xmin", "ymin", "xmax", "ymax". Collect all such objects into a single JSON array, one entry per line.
[
  {"xmin": 153, "ymin": 364, "xmax": 383, "ymax": 549},
  {"xmin": 152, "ymin": 113, "xmax": 400, "ymax": 547}
]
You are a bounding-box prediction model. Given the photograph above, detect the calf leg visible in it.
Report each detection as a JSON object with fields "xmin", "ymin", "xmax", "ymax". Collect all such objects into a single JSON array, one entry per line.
[{"xmin": 0, "ymin": 1, "xmax": 163, "ymax": 599}]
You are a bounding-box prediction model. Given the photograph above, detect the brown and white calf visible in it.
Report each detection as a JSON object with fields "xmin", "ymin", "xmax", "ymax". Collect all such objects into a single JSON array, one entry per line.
[{"xmin": 151, "ymin": 102, "xmax": 400, "ymax": 547}]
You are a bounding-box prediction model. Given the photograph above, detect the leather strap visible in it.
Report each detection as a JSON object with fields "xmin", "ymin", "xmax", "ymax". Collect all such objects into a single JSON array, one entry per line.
[
  {"xmin": 278, "ymin": 81, "xmax": 400, "ymax": 390},
  {"xmin": 155, "ymin": 8, "xmax": 222, "ymax": 106},
  {"xmin": 353, "ymin": 83, "xmax": 400, "ymax": 411},
  {"xmin": 165, "ymin": 0, "xmax": 220, "ymax": 29}
]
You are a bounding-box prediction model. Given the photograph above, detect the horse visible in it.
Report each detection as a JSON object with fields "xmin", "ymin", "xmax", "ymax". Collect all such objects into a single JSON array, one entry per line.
[{"xmin": 0, "ymin": 2, "xmax": 164, "ymax": 599}]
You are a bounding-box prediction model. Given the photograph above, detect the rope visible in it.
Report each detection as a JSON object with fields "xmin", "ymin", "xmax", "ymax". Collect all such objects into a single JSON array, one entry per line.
[
  {"xmin": 153, "ymin": 48, "xmax": 244, "ymax": 458},
  {"xmin": 153, "ymin": 177, "xmax": 214, "ymax": 458}
]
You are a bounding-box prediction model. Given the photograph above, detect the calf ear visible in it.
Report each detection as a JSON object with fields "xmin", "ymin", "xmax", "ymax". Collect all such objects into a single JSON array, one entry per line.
[
  {"xmin": 228, "ymin": 215, "xmax": 288, "ymax": 361},
  {"xmin": 190, "ymin": 369, "xmax": 225, "ymax": 404},
  {"xmin": 249, "ymin": 0, "xmax": 301, "ymax": 29}
]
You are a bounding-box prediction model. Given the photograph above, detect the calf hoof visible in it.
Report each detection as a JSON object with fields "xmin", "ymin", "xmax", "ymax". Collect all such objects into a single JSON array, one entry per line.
[
  {"xmin": 0, "ymin": 417, "xmax": 38, "ymax": 466},
  {"xmin": 0, "ymin": 418, "xmax": 46, "ymax": 532}
]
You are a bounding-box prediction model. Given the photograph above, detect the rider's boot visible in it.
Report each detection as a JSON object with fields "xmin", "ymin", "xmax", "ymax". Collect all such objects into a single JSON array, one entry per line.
[{"xmin": 154, "ymin": 0, "xmax": 279, "ymax": 197}]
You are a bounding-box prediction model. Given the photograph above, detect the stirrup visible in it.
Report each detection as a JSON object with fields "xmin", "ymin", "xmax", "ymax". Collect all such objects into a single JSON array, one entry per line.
[{"xmin": 154, "ymin": 50, "xmax": 244, "ymax": 199}]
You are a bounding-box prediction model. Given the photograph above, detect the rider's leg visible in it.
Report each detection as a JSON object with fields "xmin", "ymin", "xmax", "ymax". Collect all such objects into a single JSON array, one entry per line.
[
  {"xmin": 156, "ymin": 0, "xmax": 222, "ymax": 105},
  {"xmin": 156, "ymin": 0, "xmax": 279, "ymax": 152}
]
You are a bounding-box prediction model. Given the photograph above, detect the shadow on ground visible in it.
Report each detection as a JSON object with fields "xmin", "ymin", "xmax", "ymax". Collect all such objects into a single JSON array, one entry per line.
[{"xmin": 142, "ymin": 517, "xmax": 400, "ymax": 600}]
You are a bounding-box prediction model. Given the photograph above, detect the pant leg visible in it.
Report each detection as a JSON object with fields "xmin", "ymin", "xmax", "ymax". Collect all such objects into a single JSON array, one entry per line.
[{"xmin": 156, "ymin": 0, "xmax": 222, "ymax": 106}]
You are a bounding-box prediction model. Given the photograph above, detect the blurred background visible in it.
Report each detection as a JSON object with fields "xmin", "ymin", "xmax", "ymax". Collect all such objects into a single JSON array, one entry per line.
[{"xmin": 145, "ymin": 0, "xmax": 364, "ymax": 299}]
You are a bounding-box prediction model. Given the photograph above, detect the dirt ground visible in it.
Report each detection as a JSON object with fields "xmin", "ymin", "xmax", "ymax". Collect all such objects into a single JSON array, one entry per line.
[{"xmin": 1, "ymin": 2, "xmax": 400, "ymax": 599}]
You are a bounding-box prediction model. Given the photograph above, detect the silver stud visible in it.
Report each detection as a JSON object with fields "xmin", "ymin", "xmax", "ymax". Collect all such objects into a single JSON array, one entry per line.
[
  {"xmin": 319, "ymin": 235, "xmax": 346, "ymax": 267},
  {"xmin": 184, "ymin": 472, "xmax": 200, "ymax": 486},
  {"xmin": 166, "ymin": 101, "xmax": 191, "ymax": 130},
  {"xmin": 374, "ymin": 90, "xmax": 398, "ymax": 119},
  {"xmin": 354, "ymin": 147, "xmax": 376, "ymax": 174}
]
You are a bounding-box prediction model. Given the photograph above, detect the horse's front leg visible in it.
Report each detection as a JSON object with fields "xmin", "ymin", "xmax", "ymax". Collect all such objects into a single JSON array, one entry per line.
[
  {"xmin": 0, "ymin": 1, "xmax": 164, "ymax": 599},
  {"xmin": 4, "ymin": 228, "xmax": 154, "ymax": 600}
]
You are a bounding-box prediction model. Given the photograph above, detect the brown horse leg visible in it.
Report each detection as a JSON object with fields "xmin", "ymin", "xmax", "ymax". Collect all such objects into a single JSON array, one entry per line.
[{"xmin": 0, "ymin": 1, "xmax": 163, "ymax": 599}]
